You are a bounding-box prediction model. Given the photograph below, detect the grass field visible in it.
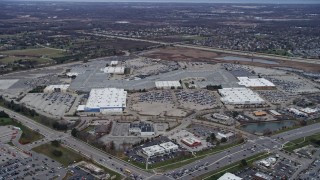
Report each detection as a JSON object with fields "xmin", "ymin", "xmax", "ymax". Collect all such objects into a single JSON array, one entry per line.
[
  {"xmin": 0, "ymin": 47, "xmax": 66, "ymax": 64},
  {"xmin": 0, "ymin": 56, "xmax": 51, "ymax": 64},
  {"xmin": 32, "ymin": 143, "xmax": 85, "ymax": 167},
  {"xmin": 283, "ymin": 133, "xmax": 320, "ymax": 152},
  {"xmin": 0, "ymin": 117, "xmax": 43, "ymax": 144}
]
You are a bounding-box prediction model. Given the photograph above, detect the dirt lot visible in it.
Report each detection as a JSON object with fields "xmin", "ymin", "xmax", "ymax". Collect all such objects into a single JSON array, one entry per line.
[
  {"xmin": 141, "ymin": 47, "xmax": 220, "ymax": 61},
  {"xmin": 141, "ymin": 47, "xmax": 320, "ymax": 72}
]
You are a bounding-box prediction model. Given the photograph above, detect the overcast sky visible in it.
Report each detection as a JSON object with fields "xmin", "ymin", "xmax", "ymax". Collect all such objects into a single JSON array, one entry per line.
[{"xmin": 9, "ymin": 0, "xmax": 320, "ymax": 4}]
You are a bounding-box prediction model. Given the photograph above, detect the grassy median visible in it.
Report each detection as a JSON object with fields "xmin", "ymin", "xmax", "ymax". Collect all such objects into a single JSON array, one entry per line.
[
  {"xmin": 283, "ymin": 133, "xmax": 320, "ymax": 152},
  {"xmin": 32, "ymin": 142, "xmax": 84, "ymax": 167}
]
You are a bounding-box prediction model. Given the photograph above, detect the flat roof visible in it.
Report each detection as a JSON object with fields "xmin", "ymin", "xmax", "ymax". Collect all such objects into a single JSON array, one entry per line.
[
  {"xmin": 218, "ymin": 172, "xmax": 242, "ymax": 180},
  {"xmin": 142, "ymin": 145, "xmax": 164, "ymax": 155},
  {"xmin": 219, "ymin": 88, "xmax": 265, "ymax": 105},
  {"xmin": 101, "ymin": 67, "xmax": 125, "ymax": 74},
  {"xmin": 110, "ymin": 61, "xmax": 118, "ymax": 65},
  {"xmin": 85, "ymin": 88, "xmax": 127, "ymax": 109},
  {"xmin": 159, "ymin": 142, "xmax": 179, "ymax": 150},
  {"xmin": 237, "ymin": 77, "xmax": 275, "ymax": 87},
  {"xmin": 182, "ymin": 137, "xmax": 201, "ymax": 145},
  {"xmin": 155, "ymin": 81, "xmax": 181, "ymax": 88}
]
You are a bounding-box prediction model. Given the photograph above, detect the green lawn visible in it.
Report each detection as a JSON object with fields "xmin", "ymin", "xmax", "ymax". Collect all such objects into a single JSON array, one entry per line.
[
  {"xmin": 0, "ymin": 117, "xmax": 43, "ymax": 144},
  {"xmin": 283, "ymin": 133, "xmax": 320, "ymax": 152},
  {"xmin": 0, "ymin": 56, "xmax": 51, "ymax": 64},
  {"xmin": 32, "ymin": 143, "xmax": 85, "ymax": 167},
  {"xmin": 197, "ymin": 152, "xmax": 270, "ymax": 180},
  {"xmin": 1, "ymin": 48, "xmax": 65, "ymax": 58}
]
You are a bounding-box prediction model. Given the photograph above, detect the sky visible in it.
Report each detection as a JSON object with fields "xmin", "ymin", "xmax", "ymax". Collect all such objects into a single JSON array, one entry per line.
[{"xmin": 8, "ymin": 0, "xmax": 320, "ymax": 4}]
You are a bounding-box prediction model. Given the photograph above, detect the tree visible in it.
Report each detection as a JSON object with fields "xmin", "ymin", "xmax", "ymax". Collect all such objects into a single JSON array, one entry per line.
[
  {"xmin": 240, "ymin": 159, "xmax": 247, "ymax": 166},
  {"xmin": 206, "ymin": 137, "xmax": 211, "ymax": 142},
  {"xmin": 51, "ymin": 140, "xmax": 60, "ymax": 147},
  {"xmin": 221, "ymin": 137, "xmax": 227, "ymax": 143},
  {"xmin": 210, "ymin": 133, "xmax": 216, "ymax": 141},
  {"xmin": 71, "ymin": 128, "xmax": 78, "ymax": 137}
]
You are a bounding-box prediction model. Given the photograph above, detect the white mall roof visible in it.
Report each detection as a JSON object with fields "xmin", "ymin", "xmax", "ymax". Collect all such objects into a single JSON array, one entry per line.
[
  {"xmin": 237, "ymin": 77, "xmax": 275, "ymax": 87},
  {"xmin": 219, "ymin": 88, "xmax": 265, "ymax": 105},
  {"xmin": 85, "ymin": 88, "xmax": 127, "ymax": 109},
  {"xmin": 44, "ymin": 85, "xmax": 69, "ymax": 91},
  {"xmin": 77, "ymin": 105, "xmax": 86, "ymax": 111},
  {"xmin": 101, "ymin": 67, "xmax": 125, "ymax": 74},
  {"xmin": 218, "ymin": 172, "xmax": 242, "ymax": 180},
  {"xmin": 155, "ymin": 81, "xmax": 181, "ymax": 88}
]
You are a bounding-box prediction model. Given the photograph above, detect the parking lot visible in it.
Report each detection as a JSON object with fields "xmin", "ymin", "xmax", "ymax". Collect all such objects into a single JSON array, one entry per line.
[
  {"xmin": 299, "ymin": 159, "xmax": 320, "ymax": 179},
  {"xmin": 0, "ymin": 143, "xmax": 66, "ymax": 180},
  {"xmin": 258, "ymin": 90, "xmax": 293, "ymax": 105},
  {"xmin": 20, "ymin": 93, "xmax": 77, "ymax": 117},
  {"xmin": 175, "ymin": 90, "xmax": 218, "ymax": 110},
  {"xmin": 111, "ymin": 122, "xmax": 129, "ymax": 136}
]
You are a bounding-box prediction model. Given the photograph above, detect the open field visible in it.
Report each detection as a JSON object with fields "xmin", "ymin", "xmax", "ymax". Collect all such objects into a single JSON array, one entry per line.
[
  {"xmin": 0, "ymin": 117, "xmax": 43, "ymax": 144},
  {"xmin": 1, "ymin": 48, "xmax": 65, "ymax": 57},
  {"xmin": 141, "ymin": 47, "xmax": 219, "ymax": 61},
  {"xmin": 32, "ymin": 143, "xmax": 85, "ymax": 167},
  {"xmin": 0, "ymin": 47, "xmax": 66, "ymax": 64}
]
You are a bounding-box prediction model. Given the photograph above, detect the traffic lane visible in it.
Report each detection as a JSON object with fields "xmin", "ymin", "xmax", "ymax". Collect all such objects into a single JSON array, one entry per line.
[
  {"xmin": 271, "ymin": 122, "xmax": 320, "ymax": 141},
  {"xmin": 0, "ymin": 107, "xmax": 151, "ymax": 178},
  {"xmin": 0, "ymin": 107, "xmax": 59, "ymax": 137},
  {"xmin": 167, "ymin": 142, "xmax": 263, "ymax": 179}
]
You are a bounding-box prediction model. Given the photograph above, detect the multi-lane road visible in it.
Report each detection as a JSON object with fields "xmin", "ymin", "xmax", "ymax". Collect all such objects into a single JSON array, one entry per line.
[
  {"xmin": 0, "ymin": 106, "xmax": 152, "ymax": 179},
  {"xmin": 167, "ymin": 122, "xmax": 320, "ymax": 180},
  {"xmin": 2, "ymin": 105, "xmax": 320, "ymax": 180}
]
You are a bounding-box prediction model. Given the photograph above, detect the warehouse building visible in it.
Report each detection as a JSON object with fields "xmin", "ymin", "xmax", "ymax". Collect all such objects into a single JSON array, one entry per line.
[
  {"xmin": 101, "ymin": 67, "xmax": 125, "ymax": 74},
  {"xmin": 155, "ymin": 81, "xmax": 181, "ymax": 89},
  {"xmin": 237, "ymin": 77, "xmax": 275, "ymax": 89},
  {"xmin": 43, "ymin": 85, "xmax": 70, "ymax": 93},
  {"xmin": 129, "ymin": 122, "xmax": 155, "ymax": 136},
  {"xmin": 218, "ymin": 88, "xmax": 265, "ymax": 105},
  {"xmin": 142, "ymin": 142, "xmax": 179, "ymax": 157},
  {"xmin": 181, "ymin": 137, "xmax": 202, "ymax": 147},
  {"xmin": 83, "ymin": 88, "xmax": 127, "ymax": 113}
]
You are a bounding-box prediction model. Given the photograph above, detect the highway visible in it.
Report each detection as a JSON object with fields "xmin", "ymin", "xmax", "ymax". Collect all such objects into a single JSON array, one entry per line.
[
  {"xmin": 83, "ymin": 32, "xmax": 320, "ymax": 65},
  {"xmin": 166, "ymin": 122, "xmax": 320, "ymax": 180},
  {"xmin": 2, "ymin": 105, "xmax": 320, "ymax": 180},
  {"xmin": 0, "ymin": 106, "xmax": 152, "ymax": 179}
]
